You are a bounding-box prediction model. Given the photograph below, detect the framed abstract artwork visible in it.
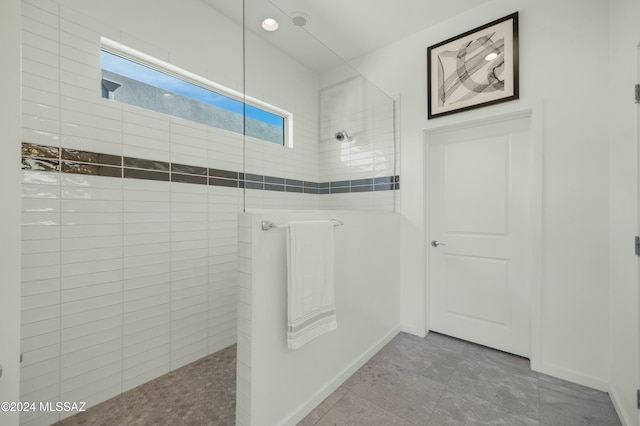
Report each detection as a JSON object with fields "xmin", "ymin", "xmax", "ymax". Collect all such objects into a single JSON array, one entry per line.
[{"xmin": 427, "ymin": 12, "xmax": 519, "ymax": 119}]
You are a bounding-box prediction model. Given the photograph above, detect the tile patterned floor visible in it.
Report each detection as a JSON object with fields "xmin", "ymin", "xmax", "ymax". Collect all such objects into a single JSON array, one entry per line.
[
  {"xmin": 298, "ymin": 332, "xmax": 622, "ymax": 426},
  {"xmin": 54, "ymin": 344, "xmax": 236, "ymax": 426},
  {"xmin": 52, "ymin": 333, "xmax": 622, "ymax": 426}
]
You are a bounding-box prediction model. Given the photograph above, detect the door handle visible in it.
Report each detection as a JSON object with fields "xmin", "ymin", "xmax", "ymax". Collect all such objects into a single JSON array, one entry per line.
[{"xmin": 431, "ymin": 240, "xmax": 446, "ymax": 247}]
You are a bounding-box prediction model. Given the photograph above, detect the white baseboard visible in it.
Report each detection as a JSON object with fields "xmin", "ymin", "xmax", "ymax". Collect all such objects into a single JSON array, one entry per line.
[
  {"xmin": 399, "ymin": 324, "xmax": 426, "ymax": 337},
  {"xmin": 609, "ymin": 384, "xmax": 633, "ymax": 426},
  {"xmin": 533, "ymin": 363, "xmax": 629, "ymax": 425},
  {"xmin": 282, "ymin": 326, "xmax": 401, "ymax": 426},
  {"xmin": 539, "ymin": 362, "xmax": 609, "ymax": 392}
]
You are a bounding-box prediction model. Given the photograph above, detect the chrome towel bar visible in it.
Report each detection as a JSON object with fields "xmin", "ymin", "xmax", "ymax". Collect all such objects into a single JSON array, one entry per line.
[{"xmin": 261, "ymin": 219, "xmax": 344, "ymax": 231}]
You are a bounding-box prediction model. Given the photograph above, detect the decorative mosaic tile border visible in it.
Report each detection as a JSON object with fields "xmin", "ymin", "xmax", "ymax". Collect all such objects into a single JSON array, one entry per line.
[{"xmin": 21, "ymin": 142, "xmax": 400, "ymax": 193}]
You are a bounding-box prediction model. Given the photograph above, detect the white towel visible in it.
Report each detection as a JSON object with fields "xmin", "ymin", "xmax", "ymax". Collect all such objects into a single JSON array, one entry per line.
[{"xmin": 286, "ymin": 220, "xmax": 337, "ymax": 349}]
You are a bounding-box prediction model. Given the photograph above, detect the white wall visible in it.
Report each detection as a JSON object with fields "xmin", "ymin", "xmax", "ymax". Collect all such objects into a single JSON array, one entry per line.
[
  {"xmin": 609, "ymin": 0, "xmax": 640, "ymax": 424},
  {"xmin": 0, "ymin": 0, "xmax": 22, "ymax": 425},
  {"xmin": 352, "ymin": 0, "xmax": 613, "ymax": 389},
  {"xmin": 236, "ymin": 211, "xmax": 400, "ymax": 425}
]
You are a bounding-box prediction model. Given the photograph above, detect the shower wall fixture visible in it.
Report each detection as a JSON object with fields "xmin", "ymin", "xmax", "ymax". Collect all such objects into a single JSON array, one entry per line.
[{"xmin": 334, "ymin": 130, "xmax": 353, "ymax": 142}]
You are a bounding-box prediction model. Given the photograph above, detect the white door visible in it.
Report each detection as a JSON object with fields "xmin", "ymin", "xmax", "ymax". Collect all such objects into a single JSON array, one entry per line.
[{"xmin": 428, "ymin": 115, "xmax": 532, "ymax": 357}]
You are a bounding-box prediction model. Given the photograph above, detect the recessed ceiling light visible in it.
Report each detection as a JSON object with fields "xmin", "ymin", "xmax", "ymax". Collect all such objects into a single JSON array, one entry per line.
[
  {"xmin": 485, "ymin": 52, "xmax": 498, "ymax": 61},
  {"xmin": 261, "ymin": 18, "xmax": 279, "ymax": 32}
]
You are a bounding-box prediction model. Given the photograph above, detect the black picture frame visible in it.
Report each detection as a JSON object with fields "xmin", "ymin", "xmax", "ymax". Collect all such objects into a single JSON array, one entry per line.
[{"xmin": 427, "ymin": 12, "xmax": 519, "ymax": 119}]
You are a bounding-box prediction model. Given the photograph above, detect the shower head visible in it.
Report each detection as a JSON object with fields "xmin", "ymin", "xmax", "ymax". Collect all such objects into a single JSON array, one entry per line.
[{"xmin": 334, "ymin": 130, "xmax": 353, "ymax": 142}]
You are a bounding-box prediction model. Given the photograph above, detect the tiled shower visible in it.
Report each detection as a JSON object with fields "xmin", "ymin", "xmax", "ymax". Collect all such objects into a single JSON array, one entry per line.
[{"xmin": 18, "ymin": 0, "xmax": 398, "ymax": 425}]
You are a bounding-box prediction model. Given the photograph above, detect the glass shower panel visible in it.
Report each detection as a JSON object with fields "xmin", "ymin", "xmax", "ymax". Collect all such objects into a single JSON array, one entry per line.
[
  {"xmin": 317, "ymin": 69, "xmax": 398, "ymax": 211},
  {"xmin": 242, "ymin": 0, "xmax": 398, "ymax": 212}
]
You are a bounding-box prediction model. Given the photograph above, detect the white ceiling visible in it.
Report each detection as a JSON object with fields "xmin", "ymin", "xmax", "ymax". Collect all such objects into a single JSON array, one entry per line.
[{"xmin": 201, "ymin": 0, "xmax": 491, "ymax": 72}]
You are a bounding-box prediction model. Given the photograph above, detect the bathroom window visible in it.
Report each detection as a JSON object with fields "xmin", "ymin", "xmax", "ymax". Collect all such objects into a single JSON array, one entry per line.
[{"xmin": 100, "ymin": 39, "xmax": 290, "ymax": 146}]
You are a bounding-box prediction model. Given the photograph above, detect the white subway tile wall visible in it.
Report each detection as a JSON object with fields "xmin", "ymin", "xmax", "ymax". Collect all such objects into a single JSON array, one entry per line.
[
  {"xmin": 22, "ymin": 0, "xmax": 60, "ymax": 152},
  {"xmin": 19, "ymin": 3, "xmax": 240, "ymax": 424},
  {"xmin": 19, "ymin": 1, "xmax": 398, "ymax": 424},
  {"xmin": 170, "ymin": 119, "xmax": 209, "ymax": 169},
  {"xmin": 169, "ymin": 182, "xmax": 210, "ymax": 370},
  {"xmin": 123, "ymin": 105, "xmax": 171, "ymax": 163},
  {"xmin": 122, "ymin": 178, "xmax": 171, "ymax": 392},
  {"xmin": 59, "ymin": 174, "xmax": 123, "ymax": 420},
  {"xmin": 207, "ymin": 127, "xmax": 243, "ymax": 173},
  {"xmin": 21, "ymin": 170, "xmax": 61, "ymax": 426},
  {"xmin": 207, "ymin": 186, "xmax": 239, "ymax": 355}
]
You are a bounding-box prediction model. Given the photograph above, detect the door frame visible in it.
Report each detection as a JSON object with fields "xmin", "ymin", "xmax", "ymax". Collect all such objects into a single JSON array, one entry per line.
[{"xmin": 423, "ymin": 104, "xmax": 543, "ymax": 371}]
